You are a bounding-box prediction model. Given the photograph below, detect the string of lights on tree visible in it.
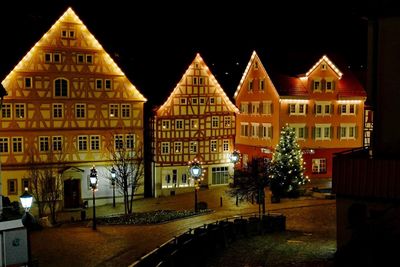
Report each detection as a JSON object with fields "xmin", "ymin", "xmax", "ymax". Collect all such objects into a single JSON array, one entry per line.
[{"xmin": 269, "ymin": 124, "xmax": 309, "ymax": 196}]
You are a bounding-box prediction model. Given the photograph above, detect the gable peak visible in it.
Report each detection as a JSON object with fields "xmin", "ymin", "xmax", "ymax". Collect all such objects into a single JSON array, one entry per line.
[{"xmin": 306, "ymin": 55, "xmax": 343, "ymax": 79}]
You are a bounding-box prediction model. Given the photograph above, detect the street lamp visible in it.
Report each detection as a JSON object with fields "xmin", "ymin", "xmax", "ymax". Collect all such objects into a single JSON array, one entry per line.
[
  {"xmin": 89, "ymin": 165, "xmax": 98, "ymax": 230},
  {"xmin": 230, "ymin": 150, "xmax": 241, "ymax": 206},
  {"xmin": 20, "ymin": 187, "xmax": 33, "ymax": 267},
  {"xmin": 111, "ymin": 167, "xmax": 116, "ymax": 208},
  {"xmin": 188, "ymin": 159, "xmax": 203, "ymax": 212}
]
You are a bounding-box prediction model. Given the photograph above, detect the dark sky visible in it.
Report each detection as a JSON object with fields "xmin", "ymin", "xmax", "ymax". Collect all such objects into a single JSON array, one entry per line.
[{"xmin": 1, "ymin": 0, "xmax": 391, "ymax": 108}]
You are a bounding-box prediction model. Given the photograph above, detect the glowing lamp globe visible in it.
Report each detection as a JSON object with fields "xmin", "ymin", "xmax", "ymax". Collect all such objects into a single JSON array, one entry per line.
[
  {"xmin": 190, "ymin": 165, "xmax": 202, "ymax": 178},
  {"xmin": 20, "ymin": 188, "xmax": 33, "ymax": 211}
]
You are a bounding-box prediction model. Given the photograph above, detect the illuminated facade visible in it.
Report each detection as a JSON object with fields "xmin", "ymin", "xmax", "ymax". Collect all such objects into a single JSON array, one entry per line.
[
  {"xmin": 235, "ymin": 51, "xmax": 367, "ymax": 178},
  {"xmin": 0, "ymin": 8, "xmax": 146, "ymax": 207},
  {"xmin": 152, "ymin": 54, "xmax": 239, "ymax": 197}
]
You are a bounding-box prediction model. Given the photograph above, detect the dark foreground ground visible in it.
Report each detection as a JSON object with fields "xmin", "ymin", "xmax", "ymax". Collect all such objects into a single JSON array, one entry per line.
[{"xmin": 206, "ymin": 203, "xmax": 336, "ymax": 267}]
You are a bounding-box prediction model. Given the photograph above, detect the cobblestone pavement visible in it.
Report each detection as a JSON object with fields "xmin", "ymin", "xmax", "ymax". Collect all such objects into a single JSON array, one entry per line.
[{"xmin": 31, "ymin": 182, "xmax": 335, "ymax": 267}]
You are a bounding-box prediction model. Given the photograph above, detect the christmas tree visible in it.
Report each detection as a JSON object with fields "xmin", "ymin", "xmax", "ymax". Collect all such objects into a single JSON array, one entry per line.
[{"xmin": 269, "ymin": 124, "xmax": 309, "ymax": 199}]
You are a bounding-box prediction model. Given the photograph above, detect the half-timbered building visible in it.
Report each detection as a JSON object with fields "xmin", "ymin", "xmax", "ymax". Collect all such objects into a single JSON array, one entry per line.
[
  {"xmin": 235, "ymin": 51, "xmax": 367, "ymax": 179},
  {"xmin": 152, "ymin": 54, "xmax": 239, "ymax": 196},
  {"xmin": 0, "ymin": 8, "xmax": 146, "ymax": 208}
]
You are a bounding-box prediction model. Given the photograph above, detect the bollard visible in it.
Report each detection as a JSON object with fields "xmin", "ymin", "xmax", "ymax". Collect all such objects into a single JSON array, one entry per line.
[{"xmin": 220, "ymin": 196, "xmax": 223, "ymax": 207}]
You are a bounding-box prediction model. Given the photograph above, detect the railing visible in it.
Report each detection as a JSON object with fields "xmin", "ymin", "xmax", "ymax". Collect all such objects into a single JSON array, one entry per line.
[{"xmin": 129, "ymin": 212, "xmax": 286, "ymax": 267}]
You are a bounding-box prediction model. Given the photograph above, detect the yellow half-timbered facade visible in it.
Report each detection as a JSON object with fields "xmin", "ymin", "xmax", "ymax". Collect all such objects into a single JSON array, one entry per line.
[
  {"xmin": 152, "ymin": 54, "xmax": 239, "ymax": 196},
  {"xmin": 1, "ymin": 8, "xmax": 146, "ymax": 208}
]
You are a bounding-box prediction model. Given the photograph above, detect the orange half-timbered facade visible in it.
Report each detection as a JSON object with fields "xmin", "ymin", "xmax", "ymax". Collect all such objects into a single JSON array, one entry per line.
[
  {"xmin": 152, "ymin": 54, "xmax": 239, "ymax": 197},
  {"xmin": 1, "ymin": 8, "xmax": 146, "ymax": 207},
  {"xmin": 235, "ymin": 52, "xmax": 367, "ymax": 179}
]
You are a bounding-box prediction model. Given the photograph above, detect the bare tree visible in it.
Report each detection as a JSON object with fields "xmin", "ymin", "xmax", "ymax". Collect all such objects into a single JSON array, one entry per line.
[
  {"xmin": 108, "ymin": 138, "xmax": 144, "ymax": 215},
  {"xmin": 26, "ymin": 149, "xmax": 64, "ymax": 224}
]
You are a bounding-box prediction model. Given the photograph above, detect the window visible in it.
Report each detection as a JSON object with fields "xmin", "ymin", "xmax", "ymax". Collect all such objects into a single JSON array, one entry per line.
[
  {"xmin": 212, "ymin": 116, "xmax": 219, "ymax": 128},
  {"xmin": 8, "ymin": 179, "xmax": 17, "ymax": 195},
  {"xmin": 199, "ymin": 77, "xmax": 204, "ymax": 85},
  {"xmin": 53, "ymin": 53, "xmax": 61, "ymax": 63},
  {"xmin": 121, "ymin": 104, "xmax": 131, "ymax": 118},
  {"xmin": 61, "ymin": 30, "xmax": 68, "ymax": 38},
  {"xmin": 312, "ymin": 158, "xmax": 327, "ymax": 173},
  {"xmin": 76, "ymin": 136, "xmax": 87, "ymax": 151},
  {"xmin": 52, "ymin": 136, "xmax": 63, "ymax": 151},
  {"xmin": 22, "ymin": 178, "xmax": 30, "ymax": 192},
  {"xmin": 53, "ymin": 103, "xmax": 64, "ymax": 119},
  {"xmin": 340, "ymin": 104, "xmax": 356, "ymax": 115},
  {"xmin": 126, "ymin": 134, "xmax": 135, "ymax": 149},
  {"xmin": 90, "ymin": 135, "xmax": 100, "ymax": 151},
  {"xmin": 172, "ymin": 170, "xmax": 177, "ymax": 186},
  {"xmin": 223, "ymin": 140, "xmax": 229, "ymax": 151},
  {"xmin": 24, "ymin": 77, "xmax": 32, "ymax": 88},
  {"xmin": 12, "ymin": 137, "xmax": 23, "ymax": 153},
  {"xmin": 110, "ymin": 104, "xmax": 119, "ymax": 118},
  {"xmin": 289, "ymin": 103, "xmax": 307, "ymax": 115},
  {"xmin": 45, "ymin": 53, "xmax": 52, "ymax": 63},
  {"xmin": 251, "ymin": 102, "xmax": 259, "ymax": 114},
  {"xmin": 114, "ymin": 135, "xmax": 124, "ymax": 149},
  {"xmin": 161, "ymin": 142, "xmax": 170, "ymax": 154},
  {"xmin": 259, "ymin": 79, "xmax": 265, "ymax": 90},
  {"xmin": 340, "ymin": 124, "xmax": 357, "ymax": 140},
  {"xmin": 210, "ymin": 140, "xmax": 217, "ymax": 152},
  {"xmin": 0, "ymin": 138, "xmax": 9, "ymax": 153},
  {"xmin": 193, "ymin": 77, "xmax": 198, "ymax": 85},
  {"xmin": 313, "ymin": 80, "xmax": 321, "ymax": 91},
  {"xmin": 39, "ymin": 136, "xmax": 50, "ymax": 152},
  {"xmin": 190, "ymin": 141, "xmax": 198, "ymax": 153},
  {"xmin": 192, "ymin": 98, "xmax": 198, "ymax": 105},
  {"xmin": 240, "ymin": 102, "xmax": 248, "ymax": 114},
  {"xmin": 212, "ymin": 166, "xmax": 229, "ymax": 185},
  {"xmin": 176, "ymin": 120, "xmax": 184, "ymax": 130},
  {"xmin": 289, "ymin": 124, "xmax": 306, "ymax": 140},
  {"xmin": 240, "ymin": 123, "xmax": 249, "ymax": 137},
  {"xmin": 180, "ymin": 98, "xmax": 187, "ymax": 105},
  {"xmin": 174, "ymin": 142, "xmax": 182, "ymax": 153},
  {"xmin": 326, "ymin": 80, "xmax": 334, "ymax": 91},
  {"xmin": 321, "ymin": 64, "xmax": 327, "ymax": 70},
  {"xmin": 248, "ymin": 80, "xmax": 253, "ymax": 91},
  {"xmin": 75, "ymin": 104, "xmax": 86, "ymax": 118},
  {"xmin": 2, "ymin": 104, "xmax": 11, "ymax": 118},
  {"xmin": 96, "ymin": 79, "xmax": 103, "ymax": 90},
  {"xmin": 54, "ymin": 78, "xmax": 68, "ymax": 97},
  {"xmin": 15, "ymin": 104, "xmax": 25, "ymax": 119},
  {"xmin": 315, "ymin": 124, "xmax": 331, "ymax": 140},
  {"xmin": 105, "ymin": 79, "xmax": 112, "ymax": 90},
  {"xmin": 181, "ymin": 174, "xmax": 187, "ymax": 185},
  {"xmin": 162, "ymin": 120, "xmax": 170, "ymax": 130},
  {"xmin": 251, "ymin": 123, "xmax": 259, "ymax": 138},
  {"xmin": 199, "ymin": 97, "xmax": 205, "ymax": 105},
  {"xmin": 69, "ymin": 30, "xmax": 75, "ymax": 38},
  {"xmin": 254, "ymin": 61, "xmax": 259, "ymax": 69},
  {"xmin": 261, "ymin": 123, "xmax": 272, "ymax": 139},
  {"xmin": 191, "ymin": 119, "xmax": 198, "ymax": 129},
  {"xmin": 315, "ymin": 102, "xmax": 332, "ymax": 116},
  {"xmin": 86, "ymin": 54, "xmax": 93, "ymax": 64},
  {"xmin": 210, "ymin": 97, "xmax": 215, "ymax": 104},
  {"xmin": 77, "ymin": 54, "xmax": 85, "ymax": 64},
  {"xmin": 224, "ymin": 116, "xmax": 231, "ymax": 127}
]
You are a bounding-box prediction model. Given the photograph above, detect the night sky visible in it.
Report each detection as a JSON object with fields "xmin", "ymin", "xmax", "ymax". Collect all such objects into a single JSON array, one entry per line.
[{"xmin": 0, "ymin": 0, "xmax": 393, "ymax": 109}]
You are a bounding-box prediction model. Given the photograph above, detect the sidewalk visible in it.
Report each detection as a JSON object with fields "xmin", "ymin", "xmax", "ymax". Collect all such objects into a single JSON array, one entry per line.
[{"xmin": 30, "ymin": 183, "xmax": 335, "ymax": 267}]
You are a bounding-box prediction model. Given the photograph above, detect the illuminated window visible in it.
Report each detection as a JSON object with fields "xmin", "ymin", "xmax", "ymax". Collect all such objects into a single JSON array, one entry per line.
[
  {"xmin": 54, "ymin": 78, "xmax": 68, "ymax": 97},
  {"xmin": 162, "ymin": 120, "xmax": 170, "ymax": 130},
  {"xmin": 210, "ymin": 140, "xmax": 217, "ymax": 152},
  {"xmin": 8, "ymin": 179, "xmax": 17, "ymax": 195},
  {"xmin": 174, "ymin": 142, "xmax": 182, "ymax": 153},
  {"xmin": 161, "ymin": 142, "xmax": 170, "ymax": 154},
  {"xmin": 24, "ymin": 77, "xmax": 32, "ymax": 88},
  {"xmin": 0, "ymin": 138, "xmax": 9, "ymax": 153},
  {"xmin": 240, "ymin": 102, "xmax": 248, "ymax": 114},
  {"xmin": 105, "ymin": 79, "xmax": 112, "ymax": 90},
  {"xmin": 53, "ymin": 103, "xmax": 64, "ymax": 119},
  {"xmin": 15, "ymin": 104, "xmax": 25, "ymax": 119},
  {"xmin": 52, "ymin": 136, "xmax": 63, "ymax": 151},
  {"xmin": 262, "ymin": 123, "xmax": 273, "ymax": 139},
  {"xmin": 90, "ymin": 135, "xmax": 100, "ymax": 151},
  {"xmin": 75, "ymin": 104, "xmax": 86, "ymax": 119},
  {"xmin": 1, "ymin": 104, "xmax": 11, "ymax": 119},
  {"xmin": 78, "ymin": 136, "xmax": 88, "ymax": 151},
  {"xmin": 121, "ymin": 104, "xmax": 131, "ymax": 118},
  {"xmin": 212, "ymin": 166, "xmax": 229, "ymax": 185},
  {"xmin": 240, "ymin": 123, "xmax": 249, "ymax": 137},
  {"xmin": 109, "ymin": 104, "xmax": 119, "ymax": 118},
  {"xmin": 190, "ymin": 119, "xmax": 198, "ymax": 129},
  {"xmin": 312, "ymin": 158, "xmax": 327, "ymax": 173},
  {"xmin": 12, "ymin": 137, "xmax": 23, "ymax": 153},
  {"xmin": 39, "ymin": 136, "xmax": 50, "ymax": 152}
]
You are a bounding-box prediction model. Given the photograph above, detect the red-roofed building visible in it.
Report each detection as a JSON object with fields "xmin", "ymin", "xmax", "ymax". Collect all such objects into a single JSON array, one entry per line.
[{"xmin": 235, "ymin": 52, "xmax": 367, "ymax": 179}]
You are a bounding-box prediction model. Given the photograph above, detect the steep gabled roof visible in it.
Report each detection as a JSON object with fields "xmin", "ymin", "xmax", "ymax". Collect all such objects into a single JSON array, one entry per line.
[
  {"xmin": 157, "ymin": 53, "xmax": 238, "ymax": 114},
  {"xmin": 305, "ymin": 55, "xmax": 343, "ymax": 79},
  {"xmin": 269, "ymin": 73, "xmax": 308, "ymax": 98},
  {"xmin": 1, "ymin": 7, "xmax": 146, "ymax": 101}
]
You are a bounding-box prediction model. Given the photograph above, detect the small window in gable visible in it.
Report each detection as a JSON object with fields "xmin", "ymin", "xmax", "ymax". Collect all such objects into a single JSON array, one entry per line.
[
  {"xmin": 61, "ymin": 30, "xmax": 68, "ymax": 38},
  {"xmin": 69, "ymin": 30, "xmax": 75, "ymax": 38},
  {"xmin": 45, "ymin": 53, "xmax": 52, "ymax": 63},
  {"xmin": 105, "ymin": 79, "xmax": 112, "ymax": 90},
  {"xmin": 199, "ymin": 97, "xmax": 205, "ymax": 105},
  {"xmin": 193, "ymin": 77, "xmax": 198, "ymax": 85},
  {"xmin": 321, "ymin": 64, "xmax": 327, "ymax": 70},
  {"xmin": 96, "ymin": 79, "xmax": 103, "ymax": 90},
  {"xmin": 210, "ymin": 97, "xmax": 215, "ymax": 104},
  {"xmin": 24, "ymin": 77, "xmax": 32, "ymax": 89},
  {"xmin": 254, "ymin": 61, "xmax": 258, "ymax": 69},
  {"xmin": 192, "ymin": 98, "xmax": 198, "ymax": 105},
  {"xmin": 77, "ymin": 54, "xmax": 84, "ymax": 64},
  {"xmin": 86, "ymin": 54, "xmax": 93, "ymax": 64},
  {"xmin": 53, "ymin": 53, "xmax": 61, "ymax": 63},
  {"xmin": 180, "ymin": 98, "xmax": 187, "ymax": 105}
]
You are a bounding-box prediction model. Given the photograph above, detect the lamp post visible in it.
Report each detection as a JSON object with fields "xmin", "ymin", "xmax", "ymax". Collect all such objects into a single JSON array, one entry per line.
[
  {"xmin": 111, "ymin": 167, "xmax": 116, "ymax": 208},
  {"xmin": 230, "ymin": 150, "xmax": 241, "ymax": 206},
  {"xmin": 20, "ymin": 187, "xmax": 33, "ymax": 267},
  {"xmin": 188, "ymin": 159, "xmax": 203, "ymax": 212},
  {"xmin": 89, "ymin": 166, "xmax": 98, "ymax": 230}
]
